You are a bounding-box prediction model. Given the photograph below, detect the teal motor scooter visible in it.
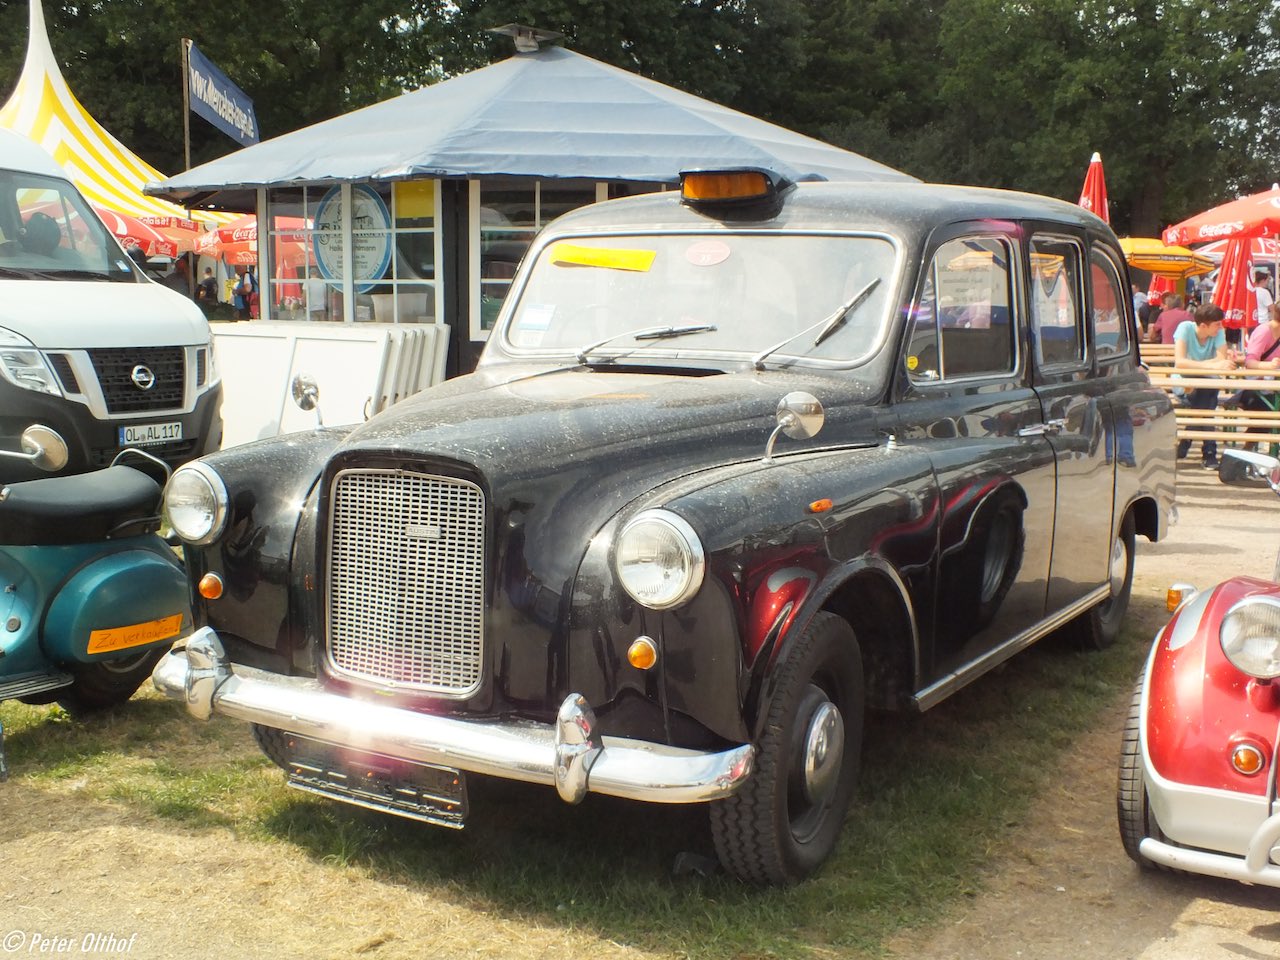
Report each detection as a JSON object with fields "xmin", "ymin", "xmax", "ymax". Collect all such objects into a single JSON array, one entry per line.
[{"xmin": 0, "ymin": 425, "xmax": 191, "ymax": 779}]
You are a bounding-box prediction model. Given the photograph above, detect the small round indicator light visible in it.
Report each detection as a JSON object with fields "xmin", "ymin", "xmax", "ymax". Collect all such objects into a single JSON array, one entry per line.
[
  {"xmin": 1231, "ymin": 743, "xmax": 1266, "ymax": 776},
  {"xmin": 198, "ymin": 572, "xmax": 224, "ymax": 600},
  {"xmin": 627, "ymin": 636, "xmax": 658, "ymax": 670}
]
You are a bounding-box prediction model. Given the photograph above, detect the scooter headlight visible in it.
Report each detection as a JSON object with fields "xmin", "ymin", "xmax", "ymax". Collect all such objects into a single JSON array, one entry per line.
[
  {"xmin": 1220, "ymin": 596, "xmax": 1280, "ymax": 680},
  {"xmin": 164, "ymin": 462, "xmax": 228, "ymax": 545},
  {"xmin": 615, "ymin": 509, "xmax": 705, "ymax": 610}
]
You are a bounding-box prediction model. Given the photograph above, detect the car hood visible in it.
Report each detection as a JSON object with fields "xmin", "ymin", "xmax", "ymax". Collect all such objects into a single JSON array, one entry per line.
[
  {"xmin": 0, "ymin": 279, "xmax": 209, "ymax": 348},
  {"xmin": 330, "ymin": 365, "xmax": 884, "ymax": 603}
]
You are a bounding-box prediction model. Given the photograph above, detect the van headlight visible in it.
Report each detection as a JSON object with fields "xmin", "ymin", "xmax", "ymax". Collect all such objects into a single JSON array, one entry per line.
[
  {"xmin": 164, "ymin": 462, "xmax": 228, "ymax": 545},
  {"xmin": 615, "ymin": 509, "xmax": 705, "ymax": 610},
  {"xmin": 0, "ymin": 326, "xmax": 61, "ymax": 396},
  {"xmin": 1220, "ymin": 596, "xmax": 1280, "ymax": 679}
]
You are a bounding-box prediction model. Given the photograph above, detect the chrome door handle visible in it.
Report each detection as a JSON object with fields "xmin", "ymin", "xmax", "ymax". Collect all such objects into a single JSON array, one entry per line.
[{"xmin": 1019, "ymin": 418, "xmax": 1067, "ymax": 437}]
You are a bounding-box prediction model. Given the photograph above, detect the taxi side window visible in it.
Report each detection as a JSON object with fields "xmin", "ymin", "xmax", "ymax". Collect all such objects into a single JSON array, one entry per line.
[
  {"xmin": 906, "ymin": 236, "xmax": 1014, "ymax": 383},
  {"xmin": 1090, "ymin": 249, "xmax": 1130, "ymax": 359},
  {"xmin": 1029, "ymin": 236, "xmax": 1084, "ymax": 366}
]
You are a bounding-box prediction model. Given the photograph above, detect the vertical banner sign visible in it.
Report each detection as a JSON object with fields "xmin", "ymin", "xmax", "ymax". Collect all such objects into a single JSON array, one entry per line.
[{"xmin": 186, "ymin": 42, "xmax": 259, "ymax": 146}]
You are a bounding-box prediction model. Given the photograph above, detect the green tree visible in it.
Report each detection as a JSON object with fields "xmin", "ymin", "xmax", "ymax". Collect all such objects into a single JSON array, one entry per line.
[{"xmin": 0, "ymin": 0, "xmax": 455, "ymax": 173}]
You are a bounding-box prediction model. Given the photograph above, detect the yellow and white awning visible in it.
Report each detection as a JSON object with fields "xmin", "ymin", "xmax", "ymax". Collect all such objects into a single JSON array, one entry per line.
[{"xmin": 0, "ymin": 0, "xmax": 231, "ymax": 228}]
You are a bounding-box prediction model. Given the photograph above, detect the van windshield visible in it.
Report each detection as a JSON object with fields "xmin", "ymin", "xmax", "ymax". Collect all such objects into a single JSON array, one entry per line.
[{"xmin": 0, "ymin": 170, "xmax": 139, "ymax": 282}]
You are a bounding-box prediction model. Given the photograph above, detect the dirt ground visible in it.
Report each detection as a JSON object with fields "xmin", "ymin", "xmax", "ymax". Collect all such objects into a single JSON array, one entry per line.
[{"xmin": 2, "ymin": 462, "xmax": 1278, "ymax": 960}]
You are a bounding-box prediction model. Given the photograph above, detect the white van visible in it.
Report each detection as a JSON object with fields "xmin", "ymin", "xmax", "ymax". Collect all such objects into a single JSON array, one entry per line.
[{"xmin": 0, "ymin": 129, "xmax": 221, "ymax": 482}]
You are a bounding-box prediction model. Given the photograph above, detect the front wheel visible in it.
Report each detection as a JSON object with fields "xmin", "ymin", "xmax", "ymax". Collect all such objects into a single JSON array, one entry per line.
[
  {"xmin": 55, "ymin": 649, "xmax": 167, "ymax": 716},
  {"xmin": 1117, "ymin": 675, "xmax": 1173, "ymax": 870},
  {"xmin": 710, "ymin": 611, "xmax": 863, "ymax": 885}
]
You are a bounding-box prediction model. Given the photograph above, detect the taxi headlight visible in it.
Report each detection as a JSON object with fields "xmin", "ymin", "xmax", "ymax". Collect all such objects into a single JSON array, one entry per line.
[
  {"xmin": 1220, "ymin": 596, "xmax": 1280, "ymax": 680},
  {"xmin": 615, "ymin": 509, "xmax": 705, "ymax": 610},
  {"xmin": 164, "ymin": 462, "xmax": 228, "ymax": 545}
]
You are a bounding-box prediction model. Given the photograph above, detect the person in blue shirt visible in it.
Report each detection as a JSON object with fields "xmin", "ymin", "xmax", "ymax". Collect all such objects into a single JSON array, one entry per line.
[{"xmin": 1174, "ymin": 303, "xmax": 1236, "ymax": 468}]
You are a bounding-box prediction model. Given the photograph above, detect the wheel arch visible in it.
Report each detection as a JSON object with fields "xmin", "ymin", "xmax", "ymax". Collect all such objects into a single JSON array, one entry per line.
[
  {"xmin": 750, "ymin": 557, "xmax": 918, "ymax": 737},
  {"xmin": 1128, "ymin": 493, "xmax": 1161, "ymax": 543}
]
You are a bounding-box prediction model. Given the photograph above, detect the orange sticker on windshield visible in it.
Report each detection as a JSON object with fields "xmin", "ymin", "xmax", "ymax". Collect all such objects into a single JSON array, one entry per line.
[
  {"xmin": 549, "ymin": 243, "xmax": 656, "ymax": 272},
  {"xmin": 87, "ymin": 614, "xmax": 183, "ymax": 655}
]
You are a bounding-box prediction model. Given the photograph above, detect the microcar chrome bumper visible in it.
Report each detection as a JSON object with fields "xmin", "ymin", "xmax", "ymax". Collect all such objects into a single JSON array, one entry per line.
[
  {"xmin": 154, "ymin": 627, "xmax": 755, "ymax": 805},
  {"xmin": 1139, "ymin": 812, "xmax": 1280, "ymax": 888}
]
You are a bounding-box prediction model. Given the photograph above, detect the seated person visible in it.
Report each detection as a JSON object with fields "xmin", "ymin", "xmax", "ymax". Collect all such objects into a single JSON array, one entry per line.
[{"xmin": 19, "ymin": 212, "xmax": 62, "ymax": 257}]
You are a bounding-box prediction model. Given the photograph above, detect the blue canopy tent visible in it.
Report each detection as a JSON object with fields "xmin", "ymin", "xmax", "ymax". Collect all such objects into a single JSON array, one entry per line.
[{"xmin": 149, "ymin": 42, "xmax": 912, "ymax": 378}]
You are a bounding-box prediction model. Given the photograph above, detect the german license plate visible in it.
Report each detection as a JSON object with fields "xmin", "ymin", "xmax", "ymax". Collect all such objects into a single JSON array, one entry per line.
[
  {"xmin": 282, "ymin": 732, "xmax": 467, "ymax": 828},
  {"xmin": 119, "ymin": 421, "xmax": 182, "ymax": 445}
]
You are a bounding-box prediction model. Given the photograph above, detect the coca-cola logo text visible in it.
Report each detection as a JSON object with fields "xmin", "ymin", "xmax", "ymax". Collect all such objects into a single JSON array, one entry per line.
[{"xmin": 1197, "ymin": 222, "xmax": 1245, "ymax": 239}]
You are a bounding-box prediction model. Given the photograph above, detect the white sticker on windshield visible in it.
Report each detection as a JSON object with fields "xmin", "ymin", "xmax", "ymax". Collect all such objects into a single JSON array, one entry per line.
[{"xmin": 517, "ymin": 303, "xmax": 555, "ymax": 331}]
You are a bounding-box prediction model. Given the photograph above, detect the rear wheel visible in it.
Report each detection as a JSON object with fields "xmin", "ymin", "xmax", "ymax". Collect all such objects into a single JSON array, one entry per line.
[
  {"xmin": 710, "ymin": 612, "xmax": 863, "ymax": 885},
  {"xmin": 56, "ymin": 649, "xmax": 166, "ymax": 716},
  {"xmin": 1072, "ymin": 512, "xmax": 1135, "ymax": 650}
]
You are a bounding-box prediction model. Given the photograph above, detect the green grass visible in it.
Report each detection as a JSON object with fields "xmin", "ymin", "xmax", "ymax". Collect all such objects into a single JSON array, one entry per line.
[{"xmin": 1, "ymin": 626, "xmax": 1151, "ymax": 959}]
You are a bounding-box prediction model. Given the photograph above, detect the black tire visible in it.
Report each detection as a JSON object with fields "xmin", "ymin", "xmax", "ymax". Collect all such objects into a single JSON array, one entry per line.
[
  {"xmin": 1071, "ymin": 512, "xmax": 1135, "ymax": 650},
  {"xmin": 1218, "ymin": 454, "xmax": 1249, "ymax": 484},
  {"xmin": 1117, "ymin": 675, "xmax": 1173, "ymax": 870},
  {"xmin": 251, "ymin": 724, "xmax": 293, "ymax": 771},
  {"xmin": 55, "ymin": 649, "xmax": 166, "ymax": 716},
  {"xmin": 709, "ymin": 612, "xmax": 863, "ymax": 885}
]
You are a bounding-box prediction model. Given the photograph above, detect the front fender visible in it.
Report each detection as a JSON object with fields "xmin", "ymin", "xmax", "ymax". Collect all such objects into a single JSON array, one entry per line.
[{"xmin": 1146, "ymin": 576, "xmax": 1280, "ymax": 797}]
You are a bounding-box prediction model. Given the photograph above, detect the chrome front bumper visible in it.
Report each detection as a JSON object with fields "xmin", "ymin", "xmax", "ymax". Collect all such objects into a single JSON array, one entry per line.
[
  {"xmin": 153, "ymin": 627, "xmax": 755, "ymax": 805},
  {"xmin": 1139, "ymin": 812, "xmax": 1280, "ymax": 888}
]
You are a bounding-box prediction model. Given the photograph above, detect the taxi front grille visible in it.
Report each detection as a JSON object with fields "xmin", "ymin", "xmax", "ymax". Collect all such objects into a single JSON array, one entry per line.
[{"xmin": 326, "ymin": 468, "xmax": 485, "ymax": 695}]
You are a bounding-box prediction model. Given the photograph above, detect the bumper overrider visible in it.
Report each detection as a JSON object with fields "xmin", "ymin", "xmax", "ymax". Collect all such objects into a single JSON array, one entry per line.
[{"xmin": 153, "ymin": 627, "xmax": 755, "ymax": 805}]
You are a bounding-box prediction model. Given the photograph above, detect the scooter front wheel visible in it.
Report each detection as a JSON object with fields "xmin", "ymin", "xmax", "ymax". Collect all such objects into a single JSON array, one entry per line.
[{"xmin": 56, "ymin": 650, "xmax": 166, "ymax": 716}]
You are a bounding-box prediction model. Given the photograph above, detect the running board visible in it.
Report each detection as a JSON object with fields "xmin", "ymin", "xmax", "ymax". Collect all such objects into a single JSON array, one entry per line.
[
  {"xmin": 912, "ymin": 586, "xmax": 1109, "ymax": 712},
  {"xmin": 0, "ymin": 671, "xmax": 73, "ymax": 702}
]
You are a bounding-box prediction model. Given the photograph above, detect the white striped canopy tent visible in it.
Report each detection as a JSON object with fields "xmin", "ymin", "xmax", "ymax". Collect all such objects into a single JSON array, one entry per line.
[{"xmin": 0, "ymin": 0, "xmax": 233, "ymax": 247}]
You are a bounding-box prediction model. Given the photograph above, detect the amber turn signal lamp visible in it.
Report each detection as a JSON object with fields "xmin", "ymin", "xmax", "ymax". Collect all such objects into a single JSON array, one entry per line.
[
  {"xmin": 1231, "ymin": 742, "xmax": 1266, "ymax": 776},
  {"xmin": 808, "ymin": 498, "xmax": 833, "ymax": 514},
  {"xmin": 627, "ymin": 636, "xmax": 658, "ymax": 670},
  {"xmin": 198, "ymin": 572, "xmax": 224, "ymax": 600},
  {"xmin": 681, "ymin": 171, "xmax": 771, "ymax": 203},
  {"xmin": 1165, "ymin": 588, "xmax": 1184, "ymax": 612}
]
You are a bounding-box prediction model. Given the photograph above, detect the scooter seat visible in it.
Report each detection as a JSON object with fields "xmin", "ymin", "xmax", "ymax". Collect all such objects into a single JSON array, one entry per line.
[{"xmin": 0, "ymin": 465, "xmax": 163, "ymax": 546}]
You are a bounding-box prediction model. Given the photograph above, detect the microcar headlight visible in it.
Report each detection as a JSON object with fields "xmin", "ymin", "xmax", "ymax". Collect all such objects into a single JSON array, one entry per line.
[
  {"xmin": 1219, "ymin": 596, "xmax": 1280, "ymax": 680},
  {"xmin": 0, "ymin": 325, "xmax": 61, "ymax": 396},
  {"xmin": 615, "ymin": 509, "xmax": 705, "ymax": 610},
  {"xmin": 164, "ymin": 461, "xmax": 229, "ymax": 545}
]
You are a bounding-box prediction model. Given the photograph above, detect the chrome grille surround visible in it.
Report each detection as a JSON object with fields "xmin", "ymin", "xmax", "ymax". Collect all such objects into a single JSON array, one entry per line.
[{"xmin": 326, "ymin": 468, "xmax": 485, "ymax": 696}]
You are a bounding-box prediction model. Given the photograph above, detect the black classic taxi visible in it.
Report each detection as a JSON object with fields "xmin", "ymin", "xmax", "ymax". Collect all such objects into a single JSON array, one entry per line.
[{"xmin": 154, "ymin": 171, "xmax": 1176, "ymax": 885}]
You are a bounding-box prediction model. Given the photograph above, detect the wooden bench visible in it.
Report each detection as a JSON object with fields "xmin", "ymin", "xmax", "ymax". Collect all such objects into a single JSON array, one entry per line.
[{"xmin": 1145, "ymin": 367, "xmax": 1280, "ymax": 444}]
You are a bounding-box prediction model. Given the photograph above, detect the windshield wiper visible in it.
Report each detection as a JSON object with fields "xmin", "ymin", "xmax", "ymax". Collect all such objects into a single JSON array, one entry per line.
[
  {"xmin": 575, "ymin": 323, "xmax": 717, "ymax": 364},
  {"xmin": 751, "ymin": 278, "xmax": 881, "ymax": 370},
  {"xmin": 0, "ymin": 265, "xmax": 116, "ymax": 282}
]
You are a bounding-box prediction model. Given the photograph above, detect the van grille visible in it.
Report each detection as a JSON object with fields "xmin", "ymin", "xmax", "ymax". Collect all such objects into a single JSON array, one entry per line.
[
  {"xmin": 327, "ymin": 468, "xmax": 485, "ymax": 695},
  {"xmin": 88, "ymin": 347, "xmax": 185, "ymax": 413}
]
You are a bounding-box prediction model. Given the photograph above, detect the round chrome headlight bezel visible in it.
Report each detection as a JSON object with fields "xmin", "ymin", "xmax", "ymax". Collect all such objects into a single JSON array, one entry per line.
[
  {"xmin": 163, "ymin": 461, "xmax": 229, "ymax": 546},
  {"xmin": 1219, "ymin": 595, "xmax": 1280, "ymax": 680},
  {"xmin": 615, "ymin": 509, "xmax": 705, "ymax": 610}
]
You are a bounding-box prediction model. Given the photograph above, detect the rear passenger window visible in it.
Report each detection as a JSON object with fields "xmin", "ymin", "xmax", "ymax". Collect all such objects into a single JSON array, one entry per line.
[
  {"xmin": 1090, "ymin": 250, "xmax": 1130, "ymax": 359},
  {"xmin": 1029, "ymin": 236, "xmax": 1084, "ymax": 366},
  {"xmin": 906, "ymin": 236, "xmax": 1015, "ymax": 382}
]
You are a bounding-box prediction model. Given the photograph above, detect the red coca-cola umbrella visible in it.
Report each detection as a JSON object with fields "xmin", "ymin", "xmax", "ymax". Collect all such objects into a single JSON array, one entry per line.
[
  {"xmin": 1163, "ymin": 184, "xmax": 1280, "ymax": 246},
  {"xmin": 1211, "ymin": 238, "xmax": 1257, "ymax": 330},
  {"xmin": 93, "ymin": 207, "xmax": 179, "ymax": 258},
  {"xmin": 195, "ymin": 214, "xmax": 310, "ymax": 269},
  {"xmin": 1194, "ymin": 236, "xmax": 1280, "ymax": 263},
  {"xmin": 1077, "ymin": 152, "xmax": 1109, "ymax": 224},
  {"xmin": 134, "ymin": 214, "xmax": 204, "ymax": 255}
]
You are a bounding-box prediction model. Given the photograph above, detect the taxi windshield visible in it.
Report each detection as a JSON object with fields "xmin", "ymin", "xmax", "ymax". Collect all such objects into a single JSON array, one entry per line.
[
  {"xmin": 502, "ymin": 233, "xmax": 898, "ymax": 367},
  {"xmin": 0, "ymin": 170, "xmax": 137, "ymax": 281}
]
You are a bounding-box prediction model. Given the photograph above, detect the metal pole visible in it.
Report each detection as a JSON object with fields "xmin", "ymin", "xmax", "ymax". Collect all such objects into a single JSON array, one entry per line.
[{"xmin": 181, "ymin": 39, "xmax": 191, "ymax": 171}]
